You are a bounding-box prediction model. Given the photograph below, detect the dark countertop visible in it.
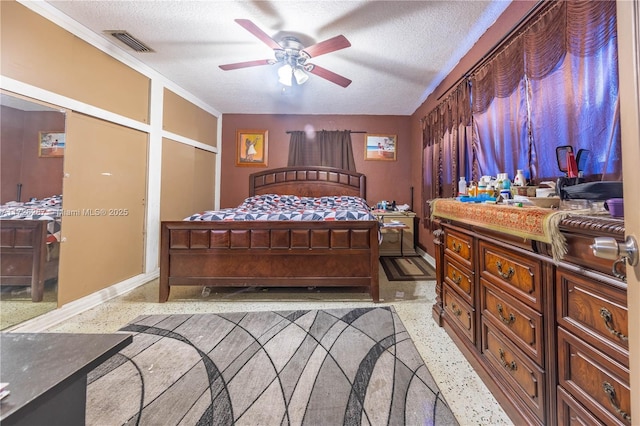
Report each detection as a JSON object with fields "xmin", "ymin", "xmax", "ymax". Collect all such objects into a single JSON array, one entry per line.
[{"xmin": 0, "ymin": 332, "xmax": 132, "ymax": 421}]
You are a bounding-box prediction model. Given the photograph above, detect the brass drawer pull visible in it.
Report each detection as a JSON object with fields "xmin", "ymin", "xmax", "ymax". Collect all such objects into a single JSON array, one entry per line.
[
  {"xmin": 499, "ymin": 348, "xmax": 517, "ymax": 371},
  {"xmin": 450, "ymin": 303, "xmax": 462, "ymax": 316},
  {"xmin": 451, "ymin": 241, "xmax": 462, "ymax": 253},
  {"xmin": 497, "ymin": 304, "xmax": 516, "ymax": 325},
  {"xmin": 602, "ymin": 382, "xmax": 631, "ymax": 422},
  {"xmin": 450, "ymin": 270, "xmax": 462, "ymax": 285},
  {"xmin": 495, "ymin": 261, "xmax": 515, "ymax": 280},
  {"xmin": 600, "ymin": 307, "xmax": 628, "ymax": 341}
]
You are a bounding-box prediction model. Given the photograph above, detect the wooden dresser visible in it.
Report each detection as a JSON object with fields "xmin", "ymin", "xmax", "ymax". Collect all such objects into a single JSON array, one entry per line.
[{"xmin": 432, "ymin": 204, "xmax": 629, "ymax": 426}]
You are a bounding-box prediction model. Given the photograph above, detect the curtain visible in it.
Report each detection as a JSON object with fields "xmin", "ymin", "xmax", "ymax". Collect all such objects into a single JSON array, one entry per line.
[
  {"xmin": 422, "ymin": 0, "xmax": 620, "ymax": 232},
  {"xmin": 422, "ymin": 81, "xmax": 471, "ymax": 227},
  {"xmin": 287, "ymin": 130, "xmax": 356, "ymax": 171},
  {"xmin": 470, "ymin": 0, "xmax": 620, "ymax": 184},
  {"xmin": 471, "ymin": 78, "xmax": 530, "ymax": 181},
  {"xmin": 527, "ymin": 1, "xmax": 621, "ymax": 181}
]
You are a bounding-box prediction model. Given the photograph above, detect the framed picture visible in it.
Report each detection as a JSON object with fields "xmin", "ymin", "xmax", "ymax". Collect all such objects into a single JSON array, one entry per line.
[
  {"xmin": 236, "ymin": 129, "xmax": 268, "ymax": 167},
  {"xmin": 38, "ymin": 131, "xmax": 65, "ymax": 157},
  {"xmin": 364, "ymin": 134, "xmax": 397, "ymax": 161}
]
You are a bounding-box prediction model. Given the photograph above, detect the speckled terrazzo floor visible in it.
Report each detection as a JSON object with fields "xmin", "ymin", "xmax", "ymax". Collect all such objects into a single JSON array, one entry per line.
[
  {"xmin": 1, "ymin": 281, "xmax": 57, "ymax": 329},
  {"xmin": 44, "ymin": 262, "xmax": 514, "ymax": 425}
]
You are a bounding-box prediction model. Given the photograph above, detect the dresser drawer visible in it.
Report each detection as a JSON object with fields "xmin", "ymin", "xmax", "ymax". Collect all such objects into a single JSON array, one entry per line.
[
  {"xmin": 557, "ymin": 385, "xmax": 606, "ymax": 425},
  {"xmin": 443, "ymin": 285, "xmax": 475, "ymax": 344},
  {"xmin": 557, "ymin": 328, "xmax": 631, "ymax": 426},
  {"xmin": 480, "ymin": 278, "xmax": 544, "ymax": 366},
  {"xmin": 556, "ymin": 268, "xmax": 628, "ymax": 365},
  {"xmin": 444, "ymin": 228, "xmax": 472, "ymax": 267},
  {"xmin": 443, "ymin": 256, "xmax": 473, "ymax": 305},
  {"xmin": 479, "ymin": 241, "xmax": 542, "ymax": 310},
  {"xmin": 481, "ymin": 321, "xmax": 546, "ymax": 422}
]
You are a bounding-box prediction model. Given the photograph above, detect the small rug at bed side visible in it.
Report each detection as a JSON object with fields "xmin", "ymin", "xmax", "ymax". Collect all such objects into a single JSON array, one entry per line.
[
  {"xmin": 380, "ymin": 256, "xmax": 437, "ymax": 281},
  {"xmin": 86, "ymin": 307, "xmax": 458, "ymax": 426}
]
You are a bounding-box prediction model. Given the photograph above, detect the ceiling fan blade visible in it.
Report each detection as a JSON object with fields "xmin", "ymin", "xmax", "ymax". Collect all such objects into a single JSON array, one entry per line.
[
  {"xmin": 303, "ymin": 35, "xmax": 351, "ymax": 58},
  {"xmin": 307, "ymin": 64, "xmax": 352, "ymax": 88},
  {"xmin": 219, "ymin": 59, "xmax": 272, "ymax": 71},
  {"xmin": 234, "ymin": 19, "xmax": 281, "ymax": 50}
]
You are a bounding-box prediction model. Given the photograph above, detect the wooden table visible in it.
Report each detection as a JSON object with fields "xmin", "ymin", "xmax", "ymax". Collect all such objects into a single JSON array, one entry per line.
[{"xmin": 0, "ymin": 332, "xmax": 132, "ymax": 425}]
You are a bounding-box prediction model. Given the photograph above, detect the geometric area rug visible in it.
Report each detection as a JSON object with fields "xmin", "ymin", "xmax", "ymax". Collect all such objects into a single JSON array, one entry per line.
[
  {"xmin": 86, "ymin": 307, "xmax": 458, "ymax": 425},
  {"xmin": 380, "ymin": 256, "xmax": 437, "ymax": 281}
]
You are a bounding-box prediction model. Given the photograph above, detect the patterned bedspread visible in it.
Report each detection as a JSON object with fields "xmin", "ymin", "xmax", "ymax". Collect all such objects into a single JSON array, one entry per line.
[
  {"xmin": 186, "ymin": 194, "xmax": 377, "ymax": 221},
  {"xmin": 0, "ymin": 195, "xmax": 62, "ymax": 243}
]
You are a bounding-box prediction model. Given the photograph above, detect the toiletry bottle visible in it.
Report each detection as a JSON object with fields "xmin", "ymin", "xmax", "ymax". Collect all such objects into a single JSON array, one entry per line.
[
  {"xmin": 514, "ymin": 169, "xmax": 525, "ymax": 186},
  {"xmin": 502, "ymin": 176, "xmax": 511, "ymax": 190},
  {"xmin": 458, "ymin": 177, "xmax": 467, "ymax": 196},
  {"xmin": 478, "ymin": 181, "xmax": 487, "ymax": 195}
]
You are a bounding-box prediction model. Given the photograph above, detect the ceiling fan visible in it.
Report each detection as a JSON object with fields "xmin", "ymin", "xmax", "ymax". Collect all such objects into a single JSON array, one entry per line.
[{"xmin": 219, "ymin": 19, "xmax": 352, "ymax": 88}]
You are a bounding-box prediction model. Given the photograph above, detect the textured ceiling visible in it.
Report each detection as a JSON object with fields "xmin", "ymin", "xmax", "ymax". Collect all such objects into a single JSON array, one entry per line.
[{"xmin": 44, "ymin": 1, "xmax": 512, "ymax": 116}]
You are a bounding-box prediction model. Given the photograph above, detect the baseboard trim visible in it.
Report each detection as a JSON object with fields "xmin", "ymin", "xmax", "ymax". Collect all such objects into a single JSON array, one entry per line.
[
  {"xmin": 6, "ymin": 271, "xmax": 159, "ymax": 332},
  {"xmin": 417, "ymin": 247, "xmax": 436, "ymax": 268}
]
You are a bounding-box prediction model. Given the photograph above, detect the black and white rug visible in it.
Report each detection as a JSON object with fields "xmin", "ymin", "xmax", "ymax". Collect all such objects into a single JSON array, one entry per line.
[{"xmin": 87, "ymin": 307, "xmax": 458, "ymax": 425}]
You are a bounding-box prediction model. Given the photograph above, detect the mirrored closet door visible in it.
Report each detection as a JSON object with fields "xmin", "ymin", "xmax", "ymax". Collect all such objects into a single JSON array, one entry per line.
[{"xmin": 0, "ymin": 92, "xmax": 65, "ymax": 329}]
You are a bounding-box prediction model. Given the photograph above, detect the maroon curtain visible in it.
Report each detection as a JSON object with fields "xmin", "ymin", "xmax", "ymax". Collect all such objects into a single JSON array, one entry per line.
[
  {"xmin": 422, "ymin": 81, "xmax": 471, "ymax": 228},
  {"xmin": 471, "ymin": 0, "xmax": 620, "ymax": 183},
  {"xmin": 422, "ymin": 0, "xmax": 621, "ymax": 215},
  {"xmin": 288, "ymin": 130, "xmax": 356, "ymax": 171}
]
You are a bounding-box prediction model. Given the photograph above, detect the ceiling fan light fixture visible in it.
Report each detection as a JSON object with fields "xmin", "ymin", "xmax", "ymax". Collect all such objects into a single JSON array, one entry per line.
[
  {"xmin": 220, "ymin": 19, "xmax": 351, "ymax": 88},
  {"xmin": 293, "ymin": 67, "xmax": 309, "ymax": 85},
  {"xmin": 278, "ymin": 64, "xmax": 293, "ymax": 86}
]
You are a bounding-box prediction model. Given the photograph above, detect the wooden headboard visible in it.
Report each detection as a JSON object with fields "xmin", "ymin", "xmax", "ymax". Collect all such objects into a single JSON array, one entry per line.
[{"xmin": 249, "ymin": 166, "xmax": 366, "ymax": 198}]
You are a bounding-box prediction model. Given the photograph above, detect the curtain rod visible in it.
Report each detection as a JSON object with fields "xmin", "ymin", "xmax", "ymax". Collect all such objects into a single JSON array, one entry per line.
[
  {"xmin": 285, "ymin": 130, "xmax": 367, "ymax": 134},
  {"xmin": 436, "ymin": 0, "xmax": 546, "ymax": 101}
]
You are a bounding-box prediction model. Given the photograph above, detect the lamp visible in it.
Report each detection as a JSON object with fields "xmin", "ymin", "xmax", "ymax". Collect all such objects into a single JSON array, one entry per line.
[
  {"xmin": 277, "ymin": 63, "xmax": 309, "ymax": 86},
  {"xmin": 293, "ymin": 67, "xmax": 309, "ymax": 85},
  {"xmin": 278, "ymin": 64, "xmax": 293, "ymax": 86}
]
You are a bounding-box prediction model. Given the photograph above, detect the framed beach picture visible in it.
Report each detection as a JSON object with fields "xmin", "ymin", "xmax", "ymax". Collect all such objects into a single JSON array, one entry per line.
[
  {"xmin": 38, "ymin": 131, "xmax": 65, "ymax": 157},
  {"xmin": 236, "ymin": 129, "xmax": 268, "ymax": 167},
  {"xmin": 364, "ymin": 134, "xmax": 397, "ymax": 161}
]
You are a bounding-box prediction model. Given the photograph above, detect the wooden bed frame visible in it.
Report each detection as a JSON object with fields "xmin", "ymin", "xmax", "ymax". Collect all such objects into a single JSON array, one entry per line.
[
  {"xmin": 159, "ymin": 166, "xmax": 380, "ymax": 302},
  {"xmin": 0, "ymin": 220, "xmax": 59, "ymax": 302}
]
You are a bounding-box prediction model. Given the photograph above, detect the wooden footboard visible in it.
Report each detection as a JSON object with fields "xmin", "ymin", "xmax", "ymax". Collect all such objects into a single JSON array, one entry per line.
[
  {"xmin": 0, "ymin": 220, "xmax": 58, "ymax": 302},
  {"xmin": 159, "ymin": 220, "xmax": 380, "ymax": 302}
]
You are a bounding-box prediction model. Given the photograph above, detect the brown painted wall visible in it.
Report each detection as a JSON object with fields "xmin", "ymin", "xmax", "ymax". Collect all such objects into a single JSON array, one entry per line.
[
  {"xmin": 220, "ymin": 114, "xmax": 413, "ymax": 209},
  {"xmin": 0, "ymin": 106, "xmax": 64, "ymax": 204},
  {"xmin": 409, "ymin": 1, "xmax": 538, "ymax": 258}
]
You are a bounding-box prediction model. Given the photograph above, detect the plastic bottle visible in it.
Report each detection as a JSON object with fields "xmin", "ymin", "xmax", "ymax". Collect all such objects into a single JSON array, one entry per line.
[
  {"xmin": 514, "ymin": 169, "xmax": 526, "ymax": 186},
  {"xmin": 477, "ymin": 181, "xmax": 487, "ymax": 195},
  {"xmin": 502, "ymin": 176, "xmax": 511, "ymax": 190},
  {"xmin": 458, "ymin": 177, "xmax": 467, "ymax": 196},
  {"xmin": 469, "ymin": 182, "xmax": 477, "ymax": 197}
]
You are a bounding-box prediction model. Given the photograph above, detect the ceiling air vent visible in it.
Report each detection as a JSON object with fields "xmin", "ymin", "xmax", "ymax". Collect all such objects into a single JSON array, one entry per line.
[{"xmin": 106, "ymin": 30, "xmax": 154, "ymax": 53}]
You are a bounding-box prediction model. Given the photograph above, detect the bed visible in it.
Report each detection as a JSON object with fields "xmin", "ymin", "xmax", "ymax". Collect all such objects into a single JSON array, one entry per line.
[
  {"xmin": 159, "ymin": 166, "xmax": 380, "ymax": 302},
  {"xmin": 0, "ymin": 196, "xmax": 61, "ymax": 302}
]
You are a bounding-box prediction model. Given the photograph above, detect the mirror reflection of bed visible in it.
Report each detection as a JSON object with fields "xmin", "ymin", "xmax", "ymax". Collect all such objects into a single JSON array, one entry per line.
[{"xmin": 0, "ymin": 93, "xmax": 64, "ymax": 330}]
